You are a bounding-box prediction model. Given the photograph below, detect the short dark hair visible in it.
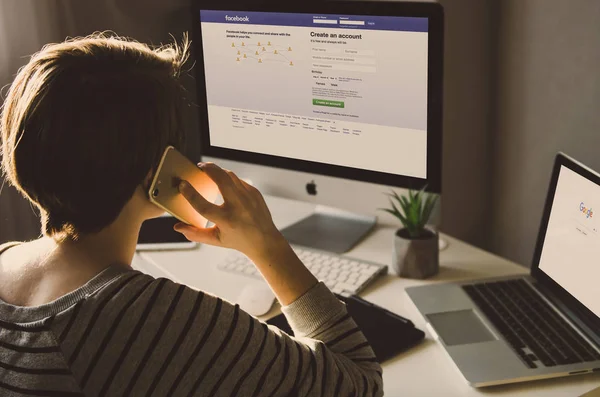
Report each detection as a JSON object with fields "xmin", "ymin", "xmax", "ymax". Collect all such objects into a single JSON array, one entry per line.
[{"xmin": 1, "ymin": 32, "xmax": 189, "ymax": 240}]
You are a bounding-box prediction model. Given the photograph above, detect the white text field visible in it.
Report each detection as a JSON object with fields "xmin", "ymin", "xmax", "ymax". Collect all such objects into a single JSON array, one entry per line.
[
  {"xmin": 312, "ymin": 55, "xmax": 376, "ymax": 65},
  {"xmin": 313, "ymin": 19, "xmax": 338, "ymax": 25},
  {"xmin": 312, "ymin": 63, "xmax": 377, "ymax": 73},
  {"xmin": 340, "ymin": 20, "xmax": 365, "ymax": 26}
]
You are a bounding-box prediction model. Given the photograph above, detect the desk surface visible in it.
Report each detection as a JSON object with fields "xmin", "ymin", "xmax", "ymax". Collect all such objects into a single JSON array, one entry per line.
[{"xmin": 134, "ymin": 195, "xmax": 600, "ymax": 397}]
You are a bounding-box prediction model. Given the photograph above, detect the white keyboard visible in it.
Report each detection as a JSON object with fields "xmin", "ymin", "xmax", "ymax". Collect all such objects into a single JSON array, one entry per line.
[{"xmin": 218, "ymin": 246, "xmax": 388, "ymax": 295}]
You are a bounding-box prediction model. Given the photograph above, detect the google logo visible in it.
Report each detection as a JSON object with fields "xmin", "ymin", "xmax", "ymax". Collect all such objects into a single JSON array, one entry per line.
[{"xmin": 580, "ymin": 202, "xmax": 593, "ymax": 218}]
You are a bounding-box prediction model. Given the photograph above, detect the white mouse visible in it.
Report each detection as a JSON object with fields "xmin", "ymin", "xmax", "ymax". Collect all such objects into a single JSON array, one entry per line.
[{"xmin": 237, "ymin": 283, "xmax": 277, "ymax": 317}]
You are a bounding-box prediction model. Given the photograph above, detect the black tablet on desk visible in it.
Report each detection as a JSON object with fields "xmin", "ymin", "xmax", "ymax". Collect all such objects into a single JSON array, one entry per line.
[{"xmin": 267, "ymin": 294, "xmax": 425, "ymax": 363}]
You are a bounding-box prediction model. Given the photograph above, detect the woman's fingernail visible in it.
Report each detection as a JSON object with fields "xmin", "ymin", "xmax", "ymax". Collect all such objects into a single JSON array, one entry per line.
[{"xmin": 179, "ymin": 181, "xmax": 189, "ymax": 192}]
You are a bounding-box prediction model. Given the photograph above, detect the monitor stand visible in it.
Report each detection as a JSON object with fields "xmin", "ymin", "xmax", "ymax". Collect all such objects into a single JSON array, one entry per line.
[{"xmin": 281, "ymin": 205, "xmax": 377, "ymax": 254}]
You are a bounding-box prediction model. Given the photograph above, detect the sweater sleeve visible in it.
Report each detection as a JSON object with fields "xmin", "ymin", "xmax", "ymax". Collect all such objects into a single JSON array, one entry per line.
[
  {"xmin": 51, "ymin": 273, "xmax": 383, "ymax": 397},
  {"xmin": 279, "ymin": 282, "xmax": 384, "ymax": 396}
]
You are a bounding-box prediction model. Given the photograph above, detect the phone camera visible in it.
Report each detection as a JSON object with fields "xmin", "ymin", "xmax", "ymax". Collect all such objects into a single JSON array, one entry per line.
[{"xmin": 152, "ymin": 188, "xmax": 159, "ymax": 197}]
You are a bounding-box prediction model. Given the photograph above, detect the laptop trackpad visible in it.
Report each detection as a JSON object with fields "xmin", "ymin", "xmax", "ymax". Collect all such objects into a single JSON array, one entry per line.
[{"xmin": 427, "ymin": 310, "xmax": 496, "ymax": 346}]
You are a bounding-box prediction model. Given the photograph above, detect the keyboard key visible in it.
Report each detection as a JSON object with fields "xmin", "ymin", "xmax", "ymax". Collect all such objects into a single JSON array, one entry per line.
[
  {"xmin": 516, "ymin": 349, "xmax": 537, "ymax": 368},
  {"xmin": 334, "ymin": 282, "xmax": 356, "ymax": 293},
  {"xmin": 336, "ymin": 274, "xmax": 348, "ymax": 282},
  {"xmin": 347, "ymin": 279, "xmax": 359, "ymax": 286}
]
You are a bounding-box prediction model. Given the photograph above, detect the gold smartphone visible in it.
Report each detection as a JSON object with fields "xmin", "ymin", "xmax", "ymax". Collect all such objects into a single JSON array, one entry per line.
[{"xmin": 148, "ymin": 146, "xmax": 219, "ymax": 228}]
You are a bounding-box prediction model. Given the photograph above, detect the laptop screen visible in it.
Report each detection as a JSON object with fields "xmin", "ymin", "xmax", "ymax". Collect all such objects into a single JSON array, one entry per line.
[{"xmin": 538, "ymin": 165, "xmax": 599, "ymax": 318}]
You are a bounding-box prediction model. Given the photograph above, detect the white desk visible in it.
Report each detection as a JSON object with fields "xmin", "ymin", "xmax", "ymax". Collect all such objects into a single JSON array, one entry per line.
[{"xmin": 134, "ymin": 195, "xmax": 600, "ymax": 397}]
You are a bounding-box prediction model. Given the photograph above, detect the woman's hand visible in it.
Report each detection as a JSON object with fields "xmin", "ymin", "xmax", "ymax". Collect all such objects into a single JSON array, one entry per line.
[
  {"xmin": 173, "ymin": 162, "xmax": 287, "ymax": 261},
  {"xmin": 175, "ymin": 162, "xmax": 318, "ymax": 305}
]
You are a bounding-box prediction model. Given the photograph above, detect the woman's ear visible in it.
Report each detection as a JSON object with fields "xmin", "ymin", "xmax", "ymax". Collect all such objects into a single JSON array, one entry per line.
[{"xmin": 142, "ymin": 169, "xmax": 154, "ymax": 192}]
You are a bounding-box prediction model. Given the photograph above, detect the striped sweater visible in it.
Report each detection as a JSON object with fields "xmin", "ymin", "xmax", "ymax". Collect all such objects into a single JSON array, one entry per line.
[{"xmin": 0, "ymin": 242, "xmax": 383, "ymax": 396}]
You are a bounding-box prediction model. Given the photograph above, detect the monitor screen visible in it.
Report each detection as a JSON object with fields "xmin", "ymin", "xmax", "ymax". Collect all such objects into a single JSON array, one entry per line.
[
  {"xmin": 538, "ymin": 165, "xmax": 600, "ymax": 318},
  {"xmin": 199, "ymin": 10, "xmax": 429, "ymax": 179}
]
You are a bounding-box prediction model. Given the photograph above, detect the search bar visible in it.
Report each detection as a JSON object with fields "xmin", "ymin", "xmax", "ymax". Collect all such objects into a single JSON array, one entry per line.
[
  {"xmin": 340, "ymin": 20, "xmax": 365, "ymax": 26},
  {"xmin": 313, "ymin": 19, "xmax": 338, "ymax": 25}
]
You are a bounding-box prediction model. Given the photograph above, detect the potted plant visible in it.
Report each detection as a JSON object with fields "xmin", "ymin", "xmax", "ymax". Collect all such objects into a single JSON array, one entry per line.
[{"xmin": 380, "ymin": 188, "xmax": 439, "ymax": 279}]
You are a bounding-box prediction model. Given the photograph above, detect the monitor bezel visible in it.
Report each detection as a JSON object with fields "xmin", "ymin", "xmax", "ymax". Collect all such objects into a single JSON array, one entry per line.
[
  {"xmin": 191, "ymin": 0, "xmax": 443, "ymax": 193},
  {"xmin": 531, "ymin": 153, "xmax": 600, "ymax": 335}
]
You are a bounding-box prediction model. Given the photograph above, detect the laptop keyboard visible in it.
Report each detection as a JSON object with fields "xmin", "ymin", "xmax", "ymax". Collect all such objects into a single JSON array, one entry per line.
[{"xmin": 463, "ymin": 279, "xmax": 600, "ymax": 369}]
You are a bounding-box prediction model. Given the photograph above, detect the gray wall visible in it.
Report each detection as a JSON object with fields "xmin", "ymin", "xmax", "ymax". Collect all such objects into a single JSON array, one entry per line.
[
  {"xmin": 436, "ymin": 0, "xmax": 495, "ymax": 250},
  {"xmin": 490, "ymin": 0, "xmax": 600, "ymax": 266},
  {"xmin": 0, "ymin": 1, "xmax": 63, "ymax": 242}
]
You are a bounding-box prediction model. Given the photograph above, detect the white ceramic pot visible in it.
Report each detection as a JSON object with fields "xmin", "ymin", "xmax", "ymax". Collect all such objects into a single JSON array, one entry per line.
[{"xmin": 392, "ymin": 227, "xmax": 439, "ymax": 279}]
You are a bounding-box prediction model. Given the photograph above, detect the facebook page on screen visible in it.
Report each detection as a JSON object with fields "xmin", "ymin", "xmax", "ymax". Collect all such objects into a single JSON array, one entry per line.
[
  {"xmin": 538, "ymin": 166, "xmax": 600, "ymax": 318},
  {"xmin": 200, "ymin": 10, "xmax": 429, "ymax": 178}
]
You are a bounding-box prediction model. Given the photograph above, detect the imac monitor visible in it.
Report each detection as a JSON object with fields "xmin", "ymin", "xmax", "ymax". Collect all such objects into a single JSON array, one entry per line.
[{"xmin": 192, "ymin": 1, "xmax": 443, "ymax": 253}]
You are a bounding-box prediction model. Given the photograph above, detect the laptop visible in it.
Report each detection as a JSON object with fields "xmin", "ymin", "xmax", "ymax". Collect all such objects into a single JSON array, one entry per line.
[{"xmin": 407, "ymin": 153, "xmax": 600, "ymax": 387}]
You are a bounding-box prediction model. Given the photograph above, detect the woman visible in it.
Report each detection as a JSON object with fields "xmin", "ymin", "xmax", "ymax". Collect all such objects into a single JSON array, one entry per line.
[{"xmin": 0, "ymin": 33, "xmax": 383, "ymax": 396}]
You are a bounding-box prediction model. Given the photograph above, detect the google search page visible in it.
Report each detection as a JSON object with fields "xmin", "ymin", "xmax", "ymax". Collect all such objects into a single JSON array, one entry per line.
[
  {"xmin": 539, "ymin": 166, "xmax": 600, "ymax": 317},
  {"xmin": 200, "ymin": 10, "xmax": 429, "ymax": 178}
]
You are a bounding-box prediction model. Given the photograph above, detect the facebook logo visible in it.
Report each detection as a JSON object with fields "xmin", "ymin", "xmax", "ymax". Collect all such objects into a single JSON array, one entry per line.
[{"xmin": 225, "ymin": 15, "xmax": 250, "ymax": 22}]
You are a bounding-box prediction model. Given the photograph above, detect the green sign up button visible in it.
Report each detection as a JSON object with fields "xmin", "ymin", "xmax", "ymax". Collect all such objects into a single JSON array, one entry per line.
[{"xmin": 312, "ymin": 99, "xmax": 345, "ymax": 108}]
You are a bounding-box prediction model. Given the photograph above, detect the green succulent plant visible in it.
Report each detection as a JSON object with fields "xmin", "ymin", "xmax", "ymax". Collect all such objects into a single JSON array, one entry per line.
[{"xmin": 380, "ymin": 188, "xmax": 438, "ymax": 239}]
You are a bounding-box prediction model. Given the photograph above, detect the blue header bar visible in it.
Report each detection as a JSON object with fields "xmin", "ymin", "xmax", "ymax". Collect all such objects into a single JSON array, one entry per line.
[{"xmin": 200, "ymin": 10, "xmax": 428, "ymax": 33}]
